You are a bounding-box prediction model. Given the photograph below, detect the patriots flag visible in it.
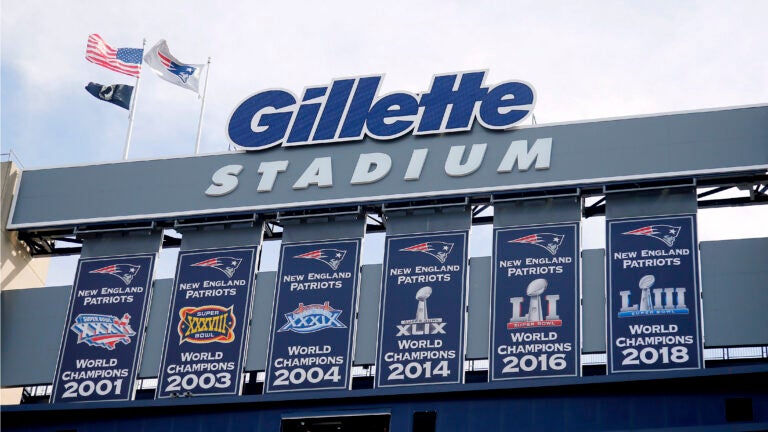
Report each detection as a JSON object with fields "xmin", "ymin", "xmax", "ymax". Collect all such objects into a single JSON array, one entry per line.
[
  {"xmin": 509, "ymin": 233, "xmax": 564, "ymax": 256},
  {"xmin": 143, "ymin": 39, "xmax": 204, "ymax": 94},
  {"xmin": 400, "ymin": 241, "xmax": 454, "ymax": 263},
  {"xmin": 89, "ymin": 264, "xmax": 141, "ymax": 285},
  {"xmin": 294, "ymin": 249, "xmax": 347, "ymax": 270},
  {"xmin": 191, "ymin": 257, "xmax": 242, "ymax": 278},
  {"xmin": 622, "ymin": 225, "xmax": 681, "ymax": 247}
]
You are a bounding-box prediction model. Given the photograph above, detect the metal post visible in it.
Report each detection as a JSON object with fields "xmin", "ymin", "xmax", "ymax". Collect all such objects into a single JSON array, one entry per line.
[
  {"xmin": 123, "ymin": 38, "xmax": 146, "ymax": 161},
  {"xmin": 194, "ymin": 57, "xmax": 212, "ymax": 155}
]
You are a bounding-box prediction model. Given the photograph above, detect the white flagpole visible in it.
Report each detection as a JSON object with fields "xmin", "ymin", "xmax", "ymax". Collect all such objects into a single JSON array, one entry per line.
[
  {"xmin": 123, "ymin": 38, "xmax": 146, "ymax": 160},
  {"xmin": 194, "ymin": 57, "xmax": 212, "ymax": 155}
]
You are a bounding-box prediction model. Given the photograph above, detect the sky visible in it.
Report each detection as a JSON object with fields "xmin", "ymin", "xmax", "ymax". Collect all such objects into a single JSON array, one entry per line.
[{"xmin": 2, "ymin": 0, "xmax": 767, "ymax": 286}]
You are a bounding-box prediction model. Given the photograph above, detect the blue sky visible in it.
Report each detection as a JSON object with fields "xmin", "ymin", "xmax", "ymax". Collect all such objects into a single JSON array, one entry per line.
[{"xmin": 2, "ymin": 0, "xmax": 767, "ymax": 285}]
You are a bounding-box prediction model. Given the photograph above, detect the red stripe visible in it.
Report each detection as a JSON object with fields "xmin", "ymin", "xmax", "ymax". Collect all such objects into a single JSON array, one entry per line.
[
  {"xmin": 91, "ymin": 335, "xmax": 126, "ymax": 343},
  {"xmin": 92, "ymin": 265, "xmax": 116, "ymax": 273},
  {"xmin": 626, "ymin": 227, "xmax": 653, "ymax": 235},
  {"xmin": 512, "ymin": 234, "xmax": 537, "ymax": 243},
  {"xmin": 87, "ymin": 35, "xmax": 117, "ymax": 56},
  {"xmin": 86, "ymin": 44, "xmax": 117, "ymax": 56},
  {"xmin": 85, "ymin": 57, "xmax": 140, "ymax": 74},
  {"xmin": 85, "ymin": 54, "xmax": 136, "ymax": 69},
  {"xmin": 85, "ymin": 57, "xmax": 141, "ymax": 77},
  {"xmin": 297, "ymin": 251, "xmax": 321, "ymax": 258},
  {"xmin": 158, "ymin": 51, "xmax": 171, "ymax": 68},
  {"xmin": 87, "ymin": 42, "xmax": 116, "ymax": 54}
]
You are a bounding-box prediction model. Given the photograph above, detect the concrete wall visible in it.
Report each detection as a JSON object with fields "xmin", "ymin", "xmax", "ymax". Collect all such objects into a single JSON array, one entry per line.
[
  {"xmin": 1, "ymin": 161, "xmax": 50, "ymax": 405},
  {"xmin": 1, "ymin": 161, "xmax": 50, "ymax": 290}
]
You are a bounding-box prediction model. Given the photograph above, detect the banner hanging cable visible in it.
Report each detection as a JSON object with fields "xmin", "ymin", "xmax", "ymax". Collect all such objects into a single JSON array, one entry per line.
[
  {"xmin": 123, "ymin": 38, "xmax": 146, "ymax": 160},
  {"xmin": 194, "ymin": 57, "xmax": 212, "ymax": 155}
]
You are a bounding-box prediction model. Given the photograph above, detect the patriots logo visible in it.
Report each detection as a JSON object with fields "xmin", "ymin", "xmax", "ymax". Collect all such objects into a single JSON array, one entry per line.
[
  {"xmin": 158, "ymin": 51, "xmax": 196, "ymax": 83},
  {"xmin": 191, "ymin": 257, "xmax": 242, "ymax": 278},
  {"xmin": 89, "ymin": 264, "xmax": 140, "ymax": 285},
  {"xmin": 509, "ymin": 233, "xmax": 564, "ymax": 256},
  {"xmin": 294, "ymin": 249, "xmax": 346, "ymax": 270},
  {"xmin": 400, "ymin": 241, "xmax": 454, "ymax": 263},
  {"xmin": 623, "ymin": 225, "xmax": 681, "ymax": 247},
  {"xmin": 70, "ymin": 313, "xmax": 136, "ymax": 350}
]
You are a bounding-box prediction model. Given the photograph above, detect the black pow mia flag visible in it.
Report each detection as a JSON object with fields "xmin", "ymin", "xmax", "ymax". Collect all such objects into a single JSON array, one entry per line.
[{"xmin": 85, "ymin": 82, "xmax": 134, "ymax": 110}]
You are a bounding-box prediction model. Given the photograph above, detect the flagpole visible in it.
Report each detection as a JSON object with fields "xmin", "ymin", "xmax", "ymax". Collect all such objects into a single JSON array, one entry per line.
[
  {"xmin": 123, "ymin": 38, "xmax": 146, "ymax": 160},
  {"xmin": 194, "ymin": 57, "xmax": 212, "ymax": 155}
]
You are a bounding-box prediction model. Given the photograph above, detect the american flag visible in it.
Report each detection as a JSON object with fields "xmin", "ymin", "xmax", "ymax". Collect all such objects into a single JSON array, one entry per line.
[{"xmin": 85, "ymin": 34, "xmax": 143, "ymax": 77}]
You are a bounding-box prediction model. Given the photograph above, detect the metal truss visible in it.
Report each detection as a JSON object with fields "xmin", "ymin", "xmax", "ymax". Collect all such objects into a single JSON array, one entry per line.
[{"xmin": 14, "ymin": 171, "xmax": 768, "ymax": 257}]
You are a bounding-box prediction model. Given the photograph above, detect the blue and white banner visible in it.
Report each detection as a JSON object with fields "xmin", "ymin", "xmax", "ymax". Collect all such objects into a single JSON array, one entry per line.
[
  {"xmin": 155, "ymin": 246, "xmax": 257, "ymax": 398},
  {"xmin": 51, "ymin": 254, "xmax": 155, "ymax": 403},
  {"xmin": 607, "ymin": 215, "xmax": 703, "ymax": 373},
  {"xmin": 376, "ymin": 231, "xmax": 468, "ymax": 388},
  {"xmin": 490, "ymin": 223, "xmax": 580, "ymax": 381},
  {"xmin": 265, "ymin": 239, "xmax": 361, "ymax": 393}
]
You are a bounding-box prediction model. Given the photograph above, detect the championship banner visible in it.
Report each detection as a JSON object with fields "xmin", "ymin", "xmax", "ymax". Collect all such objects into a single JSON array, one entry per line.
[
  {"xmin": 265, "ymin": 239, "xmax": 361, "ymax": 393},
  {"xmin": 51, "ymin": 254, "xmax": 155, "ymax": 403},
  {"xmin": 376, "ymin": 231, "xmax": 468, "ymax": 388},
  {"xmin": 155, "ymin": 246, "xmax": 257, "ymax": 398},
  {"xmin": 490, "ymin": 223, "xmax": 580, "ymax": 381},
  {"xmin": 607, "ymin": 215, "xmax": 703, "ymax": 373}
]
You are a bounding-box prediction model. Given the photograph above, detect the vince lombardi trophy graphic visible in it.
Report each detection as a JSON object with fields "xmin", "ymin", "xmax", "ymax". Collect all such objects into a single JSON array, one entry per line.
[
  {"xmin": 400, "ymin": 286, "xmax": 443, "ymax": 332},
  {"xmin": 526, "ymin": 278, "xmax": 547, "ymax": 321},
  {"xmin": 415, "ymin": 286, "xmax": 432, "ymax": 321},
  {"xmin": 639, "ymin": 275, "xmax": 655, "ymax": 311}
]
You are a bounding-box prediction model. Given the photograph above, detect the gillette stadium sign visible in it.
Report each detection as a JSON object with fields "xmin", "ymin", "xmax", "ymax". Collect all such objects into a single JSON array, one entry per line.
[
  {"xmin": 227, "ymin": 71, "xmax": 536, "ymax": 150},
  {"xmin": 7, "ymin": 78, "xmax": 768, "ymax": 229}
]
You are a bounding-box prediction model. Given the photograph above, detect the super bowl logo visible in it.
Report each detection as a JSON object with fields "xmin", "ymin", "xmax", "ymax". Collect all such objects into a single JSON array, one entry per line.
[
  {"xmin": 397, "ymin": 286, "xmax": 446, "ymax": 336},
  {"xmin": 278, "ymin": 301, "xmax": 346, "ymax": 334},
  {"xmin": 507, "ymin": 278, "xmax": 563, "ymax": 329},
  {"xmin": 178, "ymin": 305, "xmax": 236, "ymax": 344},
  {"xmin": 70, "ymin": 313, "xmax": 136, "ymax": 350},
  {"xmin": 618, "ymin": 275, "xmax": 689, "ymax": 318}
]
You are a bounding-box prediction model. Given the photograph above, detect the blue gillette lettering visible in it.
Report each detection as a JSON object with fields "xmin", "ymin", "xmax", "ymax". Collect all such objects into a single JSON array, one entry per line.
[{"xmin": 227, "ymin": 71, "xmax": 535, "ymax": 151}]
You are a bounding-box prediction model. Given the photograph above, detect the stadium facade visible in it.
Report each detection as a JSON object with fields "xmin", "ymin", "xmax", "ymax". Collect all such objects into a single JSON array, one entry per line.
[{"xmin": 1, "ymin": 74, "xmax": 767, "ymax": 431}]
